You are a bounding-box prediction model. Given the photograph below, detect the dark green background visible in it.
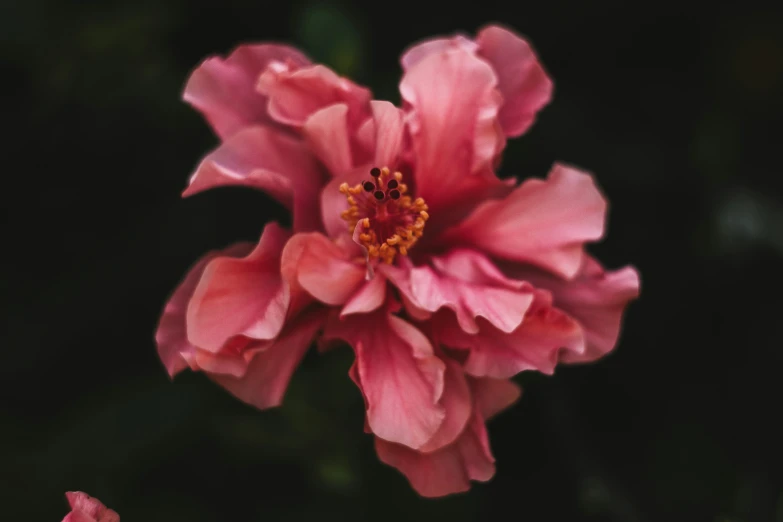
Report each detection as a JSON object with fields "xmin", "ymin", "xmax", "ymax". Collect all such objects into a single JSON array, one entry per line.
[{"xmin": 2, "ymin": 1, "xmax": 782, "ymax": 521}]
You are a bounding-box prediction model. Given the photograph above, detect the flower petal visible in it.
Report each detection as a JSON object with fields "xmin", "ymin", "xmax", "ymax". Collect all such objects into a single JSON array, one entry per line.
[
  {"xmin": 325, "ymin": 308, "xmax": 446, "ymax": 449},
  {"xmin": 212, "ymin": 308, "xmax": 327, "ymax": 410},
  {"xmin": 186, "ymin": 223, "xmax": 291, "ymax": 353},
  {"xmin": 257, "ymin": 63, "xmax": 371, "ymax": 128},
  {"xmin": 400, "ymin": 34, "xmax": 478, "ymax": 70},
  {"xmin": 318, "ymin": 163, "xmax": 372, "ymax": 238},
  {"xmin": 64, "ymin": 492, "xmax": 119, "ymax": 522},
  {"xmin": 435, "ymin": 290, "xmax": 586, "ymax": 378},
  {"xmin": 381, "ymin": 250, "xmax": 535, "ymax": 334},
  {"xmin": 399, "ymin": 47, "xmax": 506, "ymax": 213},
  {"xmin": 418, "ymin": 357, "xmax": 472, "ymax": 453},
  {"xmin": 439, "ymin": 163, "xmax": 607, "ymax": 279},
  {"xmin": 399, "ymin": 27, "xmax": 552, "ymax": 138},
  {"xmin": 155, "ymin": 243, "xmax": 253, "ymax": 377},
  {"xmin": 507, "ymin": 255, "xmax": 640, "ymax": 362},
  {"xmin": 375, "ymin": 435, "xmax": 471, "ymax": 498},
  {"xmin": 190, "ymin": 340, "xmax": 257, "ymax": 378},
  {"xmin": 183, "ymin": 44, "xmax": 309, "ymax": 139},
  {"xmin": 303, "ymin": 103, "xmax": 354, "ymax": 176},
  {"xmin": 355, "ymin": 100, "xmax": 406, "ymax": 169},
  {"xmin": 471, "ymin": 377, "xmax": 522, "ymax": 419},
  {"xmin": 281, "ymin": 232, "xmax": 366, "ymax": 306},
  {"xmin": 375, "ymin": 398, "xmax": 495, "ymax": 497},
  {"xmin": 183, "ymin": 126, "xmax": 325, "ymax": 232},
  {"xmin": 340, "ymin": 272, "xmax": 387, "ymax": 317},
  {"xmin": 318, "ymin": 101, "xmax": 406, "ymax": 237},
  {"xmin": 63, "ymin": 512, "xmax": 97, "ymax": 522},
  {"xmin": 476, "ymin": 25, "xmax": 553, "ymax": 137}
]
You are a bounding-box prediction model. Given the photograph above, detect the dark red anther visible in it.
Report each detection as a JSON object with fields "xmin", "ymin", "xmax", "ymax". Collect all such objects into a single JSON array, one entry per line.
[
  {"xmin": 363, "ymin": 181, "xmax": 375, "ymax": 192},
  {"xmin": 389, "ymin": 189, "xmax": 401, "ymax": 200},
  {"xmin": 387, "ymin": 179, "xmax": 398, "ymax": 189},
  {"xmin": 370, "ymin": 167, "xmax": 381, "ymax": 178},
  {"xmin": 373, "ymin": 190, "xmax": 385, "ymax": 201}
]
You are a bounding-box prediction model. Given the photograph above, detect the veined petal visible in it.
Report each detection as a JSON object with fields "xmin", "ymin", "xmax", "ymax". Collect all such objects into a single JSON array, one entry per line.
[
  {"xmin": 506, "ymin": 255, "xmax": 640, "ymax": 362},
  {"xmin": 435, "ymin": 290, "xmax": 585, "ymax": 378},
  {"xmin": 471, "ymin": 376, "xmax": 522, "ymax": 419},
  {"xmin": 316, "ymin": 100, "xmax": 410, "ymax": 245},
  {"xmin": 341, "ymin": 272, "xmax": 387, "ymax": 318},
  {"xmin": 212, "ymin": 308, "xmax": 327, "ymax": 410},
  {"xmin": 63, "ymin": 492, "xmax": 119, "ymax": 522},
  {"xmin": 439, "ymin": 163, "xmax": 607, "ymax": 279},
  {"xmin": 375, "ymin": 378, "xmax": 500, "ymax": 497},
  {"xmin": 320, "ymin": 101, "xmax": 406, "ymax": 239},
  {"xmin": 418, "ymin": 357, "xmax": 472, "ymax": 453},
  {"xmin": 155, "ymin": 243, "xmax": 253, "ymax": 377},
  {"xmin": 183, "ymin": 126, "xmax": 325, "ymax": 232},
  {"xmin": 355, "ymin": 100, "xmax": 407, "ymax": 169},
  {"xmin": 183, "ymin": 43, "xmax": 310, "ymax": 139},
  {"xmin": 186, "ymin": 223, "xmax": 291, "ymax": 353},
  {"xmin": 399, "ymin": 47, "xmax": 506, "ymax": 213},
  {"xmin": 476, "ymin": 25, "xmax": 553, "ymax": 137},
  {"xmin": 325, "ymin": 308, "xmax": 446, "ymax": 449},
  {"xmin": 281, "ymin": 232, "xmax": 366, "ymax": 306},
  {"xmin": 399, "ymin": 26, "xmax": 553, "ymax": 138},
  {"xmin": 381, "ymin": 250, "xmax": 535, "ymax": 334},
  {"xmin": 257, "ymin": 63, "xmax": 371, "ymax": 128},
  {"xmin": 189, "ymin": 340, "xmax": 258, "ymax": 378},
  {"xmin": 303, "ymin": 103, "xmax": 354, "ymax": 176},
  {"xmin": 400, "ymin": 34, "xmax": 477, "ymax": 70}
]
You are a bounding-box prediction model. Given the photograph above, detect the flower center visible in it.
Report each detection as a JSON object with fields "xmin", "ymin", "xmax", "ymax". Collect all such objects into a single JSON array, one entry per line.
[{"xmin": 340, "ymin": 167, "xmax": 429, "ymax": 264}]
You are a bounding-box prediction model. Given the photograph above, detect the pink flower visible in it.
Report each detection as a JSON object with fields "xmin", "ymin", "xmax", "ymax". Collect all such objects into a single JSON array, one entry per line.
[
  {"xmin": 61, "ymin": 492, "xmax": 119, "ymax": 522},
  {"xmin": 156, "ymin": 24, "xmax": 640, "ymax": 497}
]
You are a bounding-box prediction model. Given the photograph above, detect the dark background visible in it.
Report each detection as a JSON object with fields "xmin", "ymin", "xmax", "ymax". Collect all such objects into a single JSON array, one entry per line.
[{"xmin": 2, "ymin": 1, "xmax": 783, "ymax": 521}]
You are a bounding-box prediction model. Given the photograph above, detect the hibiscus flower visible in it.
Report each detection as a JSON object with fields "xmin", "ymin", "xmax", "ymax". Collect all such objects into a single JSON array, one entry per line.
[
  {"xmin": 156, "ymin": 24, "xmax": 640, "ymax": 497},
  {"xmin": 61, "ymin": 492, "xmax": 119, "ymax": 522}
]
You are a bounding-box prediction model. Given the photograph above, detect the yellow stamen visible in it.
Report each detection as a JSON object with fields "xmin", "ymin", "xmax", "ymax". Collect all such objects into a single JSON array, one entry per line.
[{"xmin": 338, "ymin": 167, "xmax": 428, "ymax": 265}]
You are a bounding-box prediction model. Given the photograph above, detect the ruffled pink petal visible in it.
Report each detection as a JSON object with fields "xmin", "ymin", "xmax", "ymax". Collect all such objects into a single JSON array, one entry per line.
[
  {"xmin": 375, "ymin": 395, "xmax": 495, "ymax": 497},
  {"xmin": 399, "ymin": 291, "xmax": 432, "ymax": 321},
  {"xmin": 399, "ymin": 46, "xmax": 506, "ymax": 213},
  {"xmin": 306, "ymin": 101, "xmax": 405, "ymax": 180},
  {"xmin": 318, "ymin": 164, "xmax": 371, "ymax": 238},
  {"xmin": 155, "ymin": 243, "xmax": 253, "ymax": 377},
  {"xmin": 212, "ymin": 308, "xmax": 327, "ymax": 409},
  {"xmin": 281, "ymin": 232, "xmax": 366, "ymax": 306},
  {"xmin": 318, "ymin": 101, "xmax": 406, "ymax": 238},
  {"xmin": 63, "ymin": 492, "xmax": 119, "ymax": 522},
  {"xmin": 381, "ymin": 250, "xmax": 535, "ymax": 334},
  {"xmin": 183, "ymin": 126, "xmax": 325, "ymax": 232},
  {"xmin": 429, "ymin": 247, "xmax": 530, "ymax": 288},
  {"xmin": 419, "ymin": 177, "xmax": 517, "ymax": 245},
  {"xmin": 400, "ymin": 35, "xmax": 478, "ymax": 70},
  {"xmin": 439, "ymin": 163, "xmax": 607, "ymax": 279},
  {"xmin": 471, "ymin": 377, "xmax": 522, "ymax": 419},
  {"xmin": 183, "ymin": 44, "xmax": 309, "ymax": 139},
  {"xmin": 355, "ymin": 100, "xmax": 407, "ymax": 169},
  {"xmin": 325, "ymin": 308, "xmax": 446, "ymax": 449},
  {"xmin": 186, "ymin": 223, "xmax": 290, "ymax": 353},
  {"xmin": 476, "ymin": 25, "xmax": 553, "ymax": 137},
  {"xmin": 64, "ymin": 512, "xmax": 97, "ymax": 522},
  {"xmin": 189, "ymin": 341, "xmax": 257, "ymax": 378},
  {"xmin": 418, "ymin": 357, "xmax": 472, "ymax": 453},
  {"xmin": 507, "ymin": 255, "xmax": 640, "ymax": 363},
  {"xmin": 257, "ymin": 63, "xmax": 371, "ymax": 128},
  {"xmin": 303, "ymin": 103, "xmax": 354, "ymax": 176},
  {"xmin": 399, "ymin": 27, "xmax": 552, "ymax": 138},
  {"xmin": 435, "ymin": 290, "xmax": 586, "ymax": 378},
  {"xmin": 340, "ymin": 273, "xmax": 387, "ymax": 317}
]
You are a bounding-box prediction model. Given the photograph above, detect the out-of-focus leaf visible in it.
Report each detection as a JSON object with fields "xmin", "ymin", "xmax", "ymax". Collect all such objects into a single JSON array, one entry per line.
[{"xmin": 294, "ymin": 2, "xmax": 365, "ymax": 78}]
